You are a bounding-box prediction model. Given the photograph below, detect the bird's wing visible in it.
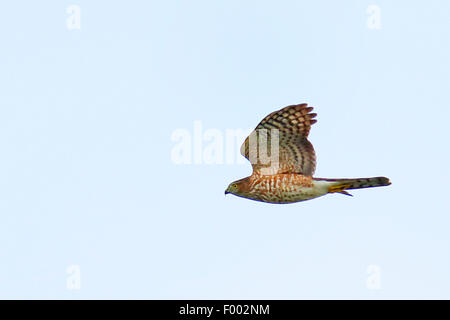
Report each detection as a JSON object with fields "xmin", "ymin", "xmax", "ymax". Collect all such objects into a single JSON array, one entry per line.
[{"xmin": 240, "ymin": 103, "xmax": 317, "ymax": 176}]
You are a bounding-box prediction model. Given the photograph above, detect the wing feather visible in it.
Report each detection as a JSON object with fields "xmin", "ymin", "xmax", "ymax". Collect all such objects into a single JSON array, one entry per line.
[{"xmin": 240, "ymin": 103, "xmax": 317, "ymax": 176}]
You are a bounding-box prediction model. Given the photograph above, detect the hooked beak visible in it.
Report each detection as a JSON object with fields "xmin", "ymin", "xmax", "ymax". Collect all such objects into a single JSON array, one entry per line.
[{"xmin": 225, "ymin": 190, "xmax": 229, "ymax": 195}]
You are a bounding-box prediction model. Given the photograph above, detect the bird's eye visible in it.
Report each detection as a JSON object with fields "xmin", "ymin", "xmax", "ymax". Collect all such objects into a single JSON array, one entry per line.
[{"xmin": 232, "ymin": 184, "xmax": 237, "ymax": 189}]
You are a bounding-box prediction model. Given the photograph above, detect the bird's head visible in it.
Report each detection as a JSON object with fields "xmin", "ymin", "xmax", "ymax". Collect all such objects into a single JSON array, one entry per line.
[{"xmin": 225, "ymin": 177, "xmax": 251, "ymax": 197}]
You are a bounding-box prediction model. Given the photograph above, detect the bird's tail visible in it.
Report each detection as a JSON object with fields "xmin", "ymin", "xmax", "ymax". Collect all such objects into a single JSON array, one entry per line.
[{"xmin": 314, "ymin": 176, "xmax": 391, "ymax": 196}]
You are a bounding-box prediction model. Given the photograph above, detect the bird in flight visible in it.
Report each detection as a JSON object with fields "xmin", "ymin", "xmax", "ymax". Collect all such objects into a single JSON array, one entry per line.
[{"xmin": 225, "ymin": 103, "xmax": 391, "ymax": 204}]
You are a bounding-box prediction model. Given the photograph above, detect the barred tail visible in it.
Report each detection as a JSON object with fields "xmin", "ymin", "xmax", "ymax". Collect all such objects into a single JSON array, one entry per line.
[{"xmin": 314, "ymin": 177, "xmax": 391, "ymax": 196}]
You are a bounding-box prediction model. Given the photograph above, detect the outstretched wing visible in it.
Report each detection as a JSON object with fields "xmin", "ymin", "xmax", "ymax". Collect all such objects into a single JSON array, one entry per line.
[{"xmin": 240, "ymin": 103, "xmax": 317, "ymax": 176}]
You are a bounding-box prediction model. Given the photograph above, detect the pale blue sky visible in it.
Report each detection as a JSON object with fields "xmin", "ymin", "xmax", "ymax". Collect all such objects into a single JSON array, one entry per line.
[{"xmin": 0, "ymin": 0, "xmax": 450, "ymax": 299}]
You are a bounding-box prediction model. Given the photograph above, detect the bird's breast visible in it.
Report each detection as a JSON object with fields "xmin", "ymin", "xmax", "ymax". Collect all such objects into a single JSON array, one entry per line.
[{"xmin": 248, "ymin": 174, "xmax": 318, "ymax": 203}]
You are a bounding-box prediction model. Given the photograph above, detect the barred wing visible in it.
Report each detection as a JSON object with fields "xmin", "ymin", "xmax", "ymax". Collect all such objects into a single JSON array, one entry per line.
[{"xmin": 240, "ymin": 103, "xmax": 317, "ymax": 176}]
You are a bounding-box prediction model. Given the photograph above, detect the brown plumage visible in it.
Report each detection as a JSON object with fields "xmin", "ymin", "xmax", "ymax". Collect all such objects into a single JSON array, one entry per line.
[
  {"xmin": 240, "ymin": 103, "xmax": 317, "ymax": 176},
  {"xmin": 225, "ymin": 103, "xmax": 391, "ymax": 204}
]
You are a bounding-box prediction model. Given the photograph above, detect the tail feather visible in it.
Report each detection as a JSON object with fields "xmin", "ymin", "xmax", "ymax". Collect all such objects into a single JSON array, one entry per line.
[
  {"xmin": 314, "ymin": 176, "xmax": 391, "ymax": 195},
  {"xmin": 338, "ymin": 190, "xmax": 353, "ymax": 197}
]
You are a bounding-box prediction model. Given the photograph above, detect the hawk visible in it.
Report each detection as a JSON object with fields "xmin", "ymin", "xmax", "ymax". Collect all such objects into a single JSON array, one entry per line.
[{"xmin": 225, "ymin": 103, "xmax": 391, "ymax": 204}]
